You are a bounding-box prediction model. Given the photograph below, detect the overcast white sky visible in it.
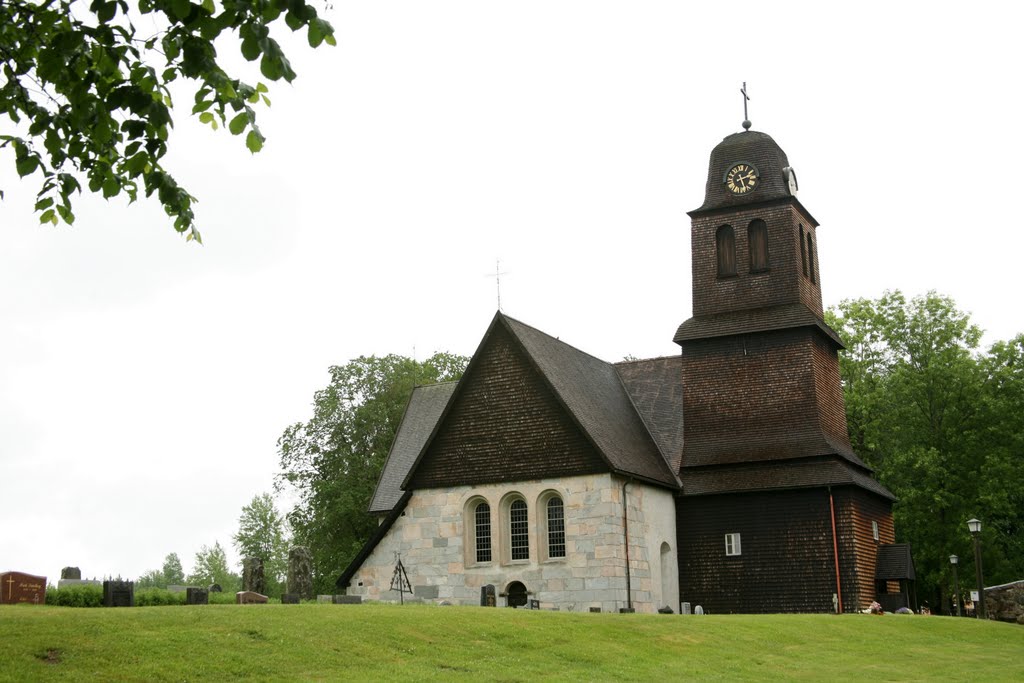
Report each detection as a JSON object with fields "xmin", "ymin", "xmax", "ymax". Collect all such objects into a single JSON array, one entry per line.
[{"xmin": 3, "ymin": 1, "xmax": 1022, "ymax": 585}]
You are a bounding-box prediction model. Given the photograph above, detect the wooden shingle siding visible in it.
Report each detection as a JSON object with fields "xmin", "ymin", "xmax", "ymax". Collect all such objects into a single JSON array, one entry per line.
[
  {"xmin": 409, "ymin": 323, "xmax": 607, "ymax": 489},
  {"xmin": 677, "ymin": 489, "xmax": 839, "ymax": 614},
  {"xmin": 680, "ymin": 328, "xmax": 843, "ymax": 468},
  {"xmin": 834, "ymin": 488, "xmax": 897, "ymax": 611}
]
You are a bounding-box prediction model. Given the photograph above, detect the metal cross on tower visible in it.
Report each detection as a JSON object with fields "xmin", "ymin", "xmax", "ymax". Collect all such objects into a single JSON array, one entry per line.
[
  {"xmin": 741, "ymin": 82, "xmax": 751, "ymax": 131},
  {"xmin": 485, "ymin": 259, "xmax": 509, "ymax": 311}
]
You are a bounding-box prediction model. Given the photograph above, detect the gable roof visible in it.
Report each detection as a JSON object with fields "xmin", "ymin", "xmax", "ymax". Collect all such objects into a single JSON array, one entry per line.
[{"xmin": 368, "ymin": 382, "xmax": 457, "ymax": 514}]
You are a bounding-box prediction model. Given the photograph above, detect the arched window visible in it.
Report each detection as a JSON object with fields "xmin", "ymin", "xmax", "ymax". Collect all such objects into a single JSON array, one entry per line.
[
  {"xmin": 799, "ymin": 225, "xmax": 808, "ymax": 277},
  {"xmin": 716, "ymin": 224, "xmax": 736, "ymax": 277},
  {"xmin": 510, "ymin": 499, "xmax": 529, "ymax": 560},
  {"xmin": 748, "ymin": 219, "xmax": 769, "ymax": 272},
  {"xmin": 474, "ymin": 501, "xmax": 492, "ymax": 563},
  {"xmin": 546, "ymin": 496, "xmax": 566, "ymax": 559},
  {"xmin": 806, "ymin": 231, "xmax": 816, "ymax": 284}
]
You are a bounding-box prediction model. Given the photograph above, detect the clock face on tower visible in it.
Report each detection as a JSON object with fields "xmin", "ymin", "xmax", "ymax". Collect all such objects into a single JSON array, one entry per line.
[{"xmin": 724, "ymin": 162, "xmax": 759, "ymax": 195}]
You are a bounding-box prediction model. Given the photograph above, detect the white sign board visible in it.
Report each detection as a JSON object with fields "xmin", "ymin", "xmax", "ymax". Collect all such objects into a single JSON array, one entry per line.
[{"xmin": 970, "ymin": 590, "xmax": 980, "ymax": 602}]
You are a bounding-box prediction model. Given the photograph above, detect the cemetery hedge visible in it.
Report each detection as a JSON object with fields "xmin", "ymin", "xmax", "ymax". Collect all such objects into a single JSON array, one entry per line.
[
  {"xmin": 1, "ymin": 603, "xmax": 1021, "ymax": 681},
  {"xmin": 44, "ymin": 586, "xmax": 266, "ymax": 607}
]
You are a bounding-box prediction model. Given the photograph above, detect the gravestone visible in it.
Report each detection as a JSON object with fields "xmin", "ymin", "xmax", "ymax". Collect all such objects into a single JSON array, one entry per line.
[
  {"xmin": 208, "ymin": 583, "xmax": 222, "ymax": 593},
  {"xmin": 480, "ymin": 584, "xmax": 496, "ymax": 607},
  {"xmin": 103, "ymin": 580, "xmax": 134, "ymax": 607},
  {"xmin": 242, "ymin": 558, "xmax": 265, "ymax": 595},
  {"xmin": 658, "ymin": 606, "xmax": 674, "ymax": 614},
  {"xmin": 694, "ymin": 605, "xmax": 704, "ymax": 615},
  {"xmin": 0, "ymin": 571, "xmax": 46, "ymax": 605},
  {"xmin": 287, "ymin": 547, "xmax": 313, "ymax": 600},
  {"xmin": 681, "ymin": 602, "xmax": 691, "ymax": 615},
  {"xmin": 61, "ymin": 566, "xmax": 82, "ymax": 580},
  {"xmin": 589, "ymin": 607, "xmax": 601, "ymax": 613},
  {"xmin": 619, "ymin": 607, "xmax": 636, "ymax": 613},
  {"xmin": 186, "ymin": 588, "xmax": 209, "ymax": 605},
  {"xmin": 332, "ymin": 595, "xmax": 361, "ymax": 604},
  {"xmin": 281, "ymin": 593, "xmax": 300, "ymax": 604},
  {"xmin": 529, "ymin": 599, "xmax": 540, "ymax": 610},
  {"xmin": 317, "ymin": 595, "xmax": 333, "ymax": 604},
  {"xmin": 235, "ymin": 591, "xmax": 269, "ymax": 604}
]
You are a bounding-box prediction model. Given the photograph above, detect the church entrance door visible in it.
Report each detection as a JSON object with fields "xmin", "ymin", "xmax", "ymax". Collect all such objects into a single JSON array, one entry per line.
[{"xmin": 506, "ymin": 581, "xmax": 528, "ymax": 608}]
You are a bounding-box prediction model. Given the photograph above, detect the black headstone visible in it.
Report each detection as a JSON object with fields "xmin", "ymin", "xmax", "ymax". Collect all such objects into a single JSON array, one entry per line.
[
  {"xmin": 619, "ymin": 608, "xmax": 636, "ymax": 613},
  {"xmin": 281, "ymin": 593, "xmax": 300, "ymax": 604},
  {"xmin": 480, "ymin": 584, "xmax": 496, "ymax": 607},
  {"xmin": 103, "ymin": 580, "xmax": 134, "ymax": 607},
  {"xmin": 186, "ymin": 588, "xmax": 209, "ymax": 605},
  {"xmin": 208, "ymin": 583, "xmax": 222, "ymax": 593},
  {"xmin": 658, "ymin": 606, "xmax": 674, "ymax": 614},
  {"xmin": 332, "ymin": 595, "xmax": 362, "ymax": 604},
  {"xmin": 61, "ymin": 566, "xmax": 82, "ymax": 580},
  {"xmin": 529, "ymin": 599, "xmax": 540, "ymax": 610},
  {"xmin": 589, "ymin": 607, "xmax": 601, "ymax": 613}
]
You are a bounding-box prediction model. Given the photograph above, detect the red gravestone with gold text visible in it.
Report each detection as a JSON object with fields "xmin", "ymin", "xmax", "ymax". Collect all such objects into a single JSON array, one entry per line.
[{"xmin": 1, "ymin": 571, "xmax": 47, "ymax": 605}]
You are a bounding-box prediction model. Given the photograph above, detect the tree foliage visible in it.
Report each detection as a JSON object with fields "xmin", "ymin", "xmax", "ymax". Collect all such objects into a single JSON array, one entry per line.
[
  {"xmin": 233, "ymin": 491, "xmax": 289, "ymax": 594},
  {"xmin": 188, "ymin": 540, "xmax": 239, "ymax": 592},
  {"xmin": 0, "ymin": 0, "xmax": 335, "ymax": 241},
  {"xmin": 828, "ymin": 291, "xmax": 1024, "ymax": 611},
  {"xmin": 276, "ymin": 352, "xmax": 469, "ymax": 594},
  {"xmin": 135, "ymin": 551, "xmax": 185, "ymax": 588}
]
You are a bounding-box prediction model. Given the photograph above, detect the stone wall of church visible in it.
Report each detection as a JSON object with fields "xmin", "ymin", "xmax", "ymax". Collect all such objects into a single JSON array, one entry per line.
[{"xmin": 346, "ymin": 473, "xmax": 677, "ymax": 613}]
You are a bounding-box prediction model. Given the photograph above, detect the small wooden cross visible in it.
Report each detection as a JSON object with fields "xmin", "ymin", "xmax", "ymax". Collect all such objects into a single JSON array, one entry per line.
[{"xmin": 5, "ymin": 575, "xmax": 14, "ymax": 600}]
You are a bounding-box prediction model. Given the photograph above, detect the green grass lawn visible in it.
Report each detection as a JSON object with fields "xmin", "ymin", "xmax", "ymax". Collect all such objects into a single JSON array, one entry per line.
[{"xmin": 0, "ymin": 603, "xmax": 1020, "ymax": 682}]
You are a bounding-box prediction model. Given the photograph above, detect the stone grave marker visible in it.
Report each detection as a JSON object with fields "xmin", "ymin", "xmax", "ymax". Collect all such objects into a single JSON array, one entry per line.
[
  {"xmin": 208, "ymin": 583, "xmax": 222, "ymax": 593},
  {"xmin": 681, "ymin": 602, "xmax": 691, "ymax": 615},
  {"xmin": 317, "ymin": 595, "xmax": 333, "ymax": 604},
  {"xmin": 103, "ymin": 580, "xmax": 134, "ymax": 607},
  {"xmin": 242, "ymin": 558, "xmax": 265, "ymax": 594},
  {"xmin": 529, "ymin": 599, "xmax": 540, "ymax": 610},
  {"xmin": 694, "ymin": 605, "xmax": 704, "ymax": 615},
  {"xmin": 235, "ymin": 591, "xmax": 269, "ymax": 604},
  {"xmin": 589, "ymin": 607, "xmax": 601, "ymax": 613},
  {"xmin": 61, "ymin": 567, "xmax": 82, "ymax": 580},
  {"xmin": 281, "ymin": 593, "xmax": 300, "ymax": 604},
  {"xmin": 332, "ymin": 595, "xmax": 361, "ymax": 604},
  {"xmin": 287, "ymin": 547, "xmax": 313, "ymax": 600},
  {"xmin": 186, "ymin": 588, "xmax": 209, "ymax": 605},
  {"xmin": 480, "ymin": 584, "xmax": 496, "ymax": 607},
  {"xmin": 1, "ymin": 571, "xmax": 46, "ymax": 605}
]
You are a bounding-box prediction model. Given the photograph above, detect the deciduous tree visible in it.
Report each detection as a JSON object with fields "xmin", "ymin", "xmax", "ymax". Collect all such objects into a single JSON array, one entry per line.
[
  {"xmin": 276, "ymin": 352, "xmax": 469, "ymax": 594},
  {"xmin": 0, "ymin": 0, "xmax": 335, "ymax": 241},
  {"xmin": 233, "ymin": 492, "xmax": 289, "ymax": 595},
  {"xmin": 189, "ymin": 540, "xmax": 239, "ymax": 592}
]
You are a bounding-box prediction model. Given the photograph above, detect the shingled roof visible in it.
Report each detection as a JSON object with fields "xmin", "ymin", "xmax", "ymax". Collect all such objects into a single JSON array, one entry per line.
[
  {"xmin": 674, "ymin": 303, "xmax": 844, "ymax": 348},
  {"xmin": 368, "ymin": 382, "xmax": 457, "ymax": 514},
  {"xmin": 680, "ymin": 456, "xmax": 894, "ymax": 500},
  {"xmin": 614, "ymin": 356, "xmax": 685, "ymax": 473}
]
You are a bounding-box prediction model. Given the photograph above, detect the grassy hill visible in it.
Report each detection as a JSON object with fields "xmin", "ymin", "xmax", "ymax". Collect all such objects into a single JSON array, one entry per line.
[{"xmin": 1, "ymin": 603, "xmax": 1020, "ymax": 681}]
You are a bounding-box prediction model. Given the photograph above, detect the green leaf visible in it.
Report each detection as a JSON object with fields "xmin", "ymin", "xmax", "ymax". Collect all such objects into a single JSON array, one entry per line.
[
  {"xmin": 325, "ymin": 34, "xmax": 336, "ymax": 47},
  {"xmin": 102, "ymin": 176, "xmax": 121, "ymax": 198},
  {"xmin": 241, "ymin": 38, "xmax": 261, "ymax": 61},
  {"xmin": 40, "ymin": 209, "xmax": 55, "ymax": 224},
  {"xmin": 16, "ymin": 155, "xmax": 39, "ymax": 177},
  {"xmin": 256, "ymin": 82, "xmax": 269, "ymax": 93},
  {"xmin": 35, "ymin": 197, "xmax": 54, "ymax": 211},
  {"xmin": 171, "ymin": 0, "xmax": 192, "ymax": 20},
  {"xmin": 246, "ymin": 129, "xmax": 264, "ymax": 153},
  {"xmin": 201, "ymin": 0, "xmax": 214, "ymax": 13},
  {"xmin": 228, "ymin": 112, "xmax": 248, "ymax": 136},
  {"xmin": 199, "ymin": 112, "xmax": 214, "ymax": 124}
]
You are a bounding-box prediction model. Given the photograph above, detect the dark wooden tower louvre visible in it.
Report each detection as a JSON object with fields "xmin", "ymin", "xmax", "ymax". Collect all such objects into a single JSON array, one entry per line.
[{"xmin": 674, "ymin": 129, "xmax": 899, "ymax": 613}]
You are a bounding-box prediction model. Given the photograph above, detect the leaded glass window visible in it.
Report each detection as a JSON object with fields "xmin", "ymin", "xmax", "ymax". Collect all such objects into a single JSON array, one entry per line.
[
  {"xmin": 510, "ymin": 499, "xmax": 529, "ymax": 561},
  {"xmin": 547, "ymin": 497, "xmax": 566, "ymax": 558},
  {"xmin": 475, "ymin": 502, "xmax": 491, "ymax": 563}
]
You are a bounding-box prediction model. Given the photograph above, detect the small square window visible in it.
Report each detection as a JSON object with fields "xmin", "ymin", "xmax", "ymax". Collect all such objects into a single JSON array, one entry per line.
[
  {"xmin": 725, "ymin": 533, "xmax": 742, "ymax": 556},
  {"xmin": 872, "ymin": 521, "xmax": 879, "ymax": 542}
]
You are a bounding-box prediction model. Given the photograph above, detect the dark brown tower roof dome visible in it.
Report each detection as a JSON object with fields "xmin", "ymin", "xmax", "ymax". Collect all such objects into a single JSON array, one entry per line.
[{"xmin": 692, "ymin": 130, "xmax": 794, "ymax": 215}]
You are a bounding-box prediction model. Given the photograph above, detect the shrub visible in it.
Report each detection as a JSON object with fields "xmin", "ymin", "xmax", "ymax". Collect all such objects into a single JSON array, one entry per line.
[
  {"xmin": 135, "ymin": 588, "xmax": 186, "ymax": 607},
  {"xmin": 46, "ymin": 584, "xmax": 103, "ymax": 608}
]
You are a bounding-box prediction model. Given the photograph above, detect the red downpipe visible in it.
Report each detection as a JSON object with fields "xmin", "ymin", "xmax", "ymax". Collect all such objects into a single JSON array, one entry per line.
[{"xmin": 829, "ymin": 487, "xmax": 844, "ymax": 613}]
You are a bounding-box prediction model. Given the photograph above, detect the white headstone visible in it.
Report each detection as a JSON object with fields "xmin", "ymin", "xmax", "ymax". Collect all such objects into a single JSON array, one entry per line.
[
  {"xmin": 694, "ymin": 605, "xmax": 704, "ymax": 615},
  {"xmin": 681, "ymin": 601, "xmax": 691, "ymax": 615}
]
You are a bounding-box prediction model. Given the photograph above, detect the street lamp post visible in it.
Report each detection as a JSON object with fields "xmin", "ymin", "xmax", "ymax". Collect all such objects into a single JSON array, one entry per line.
[
  {"xmin": 967, "ymin": 518, "xmax": 986, "ymax": 620},
  {"xmin": 949, "ymin": 554, "xmax": 961, "ymax": 617}
]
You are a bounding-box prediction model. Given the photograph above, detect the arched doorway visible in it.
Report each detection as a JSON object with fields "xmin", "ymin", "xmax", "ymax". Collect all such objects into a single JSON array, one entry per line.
[{"xmin": 505, "ymin": 581, "xmax": 528, "ymax": 608}]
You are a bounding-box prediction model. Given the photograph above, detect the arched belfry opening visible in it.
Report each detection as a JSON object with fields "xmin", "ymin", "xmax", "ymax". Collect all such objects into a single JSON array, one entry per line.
[{"xmin": 505, "ymin": 581, "xmax": 528, "ymax": 608}]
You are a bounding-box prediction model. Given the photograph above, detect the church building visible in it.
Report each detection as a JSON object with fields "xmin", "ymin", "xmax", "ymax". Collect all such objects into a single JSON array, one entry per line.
[{"xmin": 337, "ymin": 120, "xmax": 905, "ymax": 614}]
